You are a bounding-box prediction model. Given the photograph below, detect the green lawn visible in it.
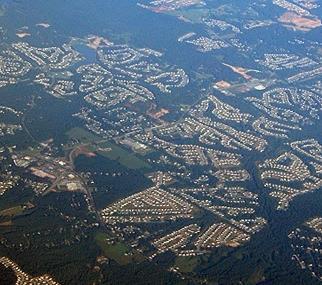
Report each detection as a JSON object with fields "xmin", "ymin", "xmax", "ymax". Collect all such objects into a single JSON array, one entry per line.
[
  {"xmin": 96, "ymin": 141, "xmax": 150, "ymax": 170},
  {"xmin": 66, "ymin": 127, "xmax": 150, "ymax": 170},
  {"xmin": 0, "ymin": 206, "xmax": 24, "ymax": 217},
  {"xmin": 95, "ymin": 232, "xmax": 144, "ymax": 265},
  {"xmin": 174, "ymin": 256, "xmax": 200, "ymax": 273},
  {"xmin": 66, "ymin": 127, "xmax": 101, "ymax": 144}
]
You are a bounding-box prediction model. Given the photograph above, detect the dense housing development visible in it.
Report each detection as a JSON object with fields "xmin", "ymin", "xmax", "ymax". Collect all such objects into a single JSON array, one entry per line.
[{"xmin": 0, "ymin": 0, "xmax": 320, "ymax": 284}]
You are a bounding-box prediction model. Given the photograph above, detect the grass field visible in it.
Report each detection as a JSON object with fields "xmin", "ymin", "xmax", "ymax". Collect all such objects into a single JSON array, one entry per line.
[
  {"xmin": 0, "ymin": 220, "xmax": 13, "ymax": 226},
  {"xmin": 66, "ymin": 127, "xmax": 150, "ymax": 170},
  {"xmin": 174, "ymin": 256, "xmax": 200, "ymax": 273},
  {"xmin": 0, "ymin": 206, "xmax": 24, "ymax": 217},
  {"xmin": 66, "ymin": 127, "xmax": 101, "ymax": 144},
  {"xmin": 96, "ymin": 141, "xmax": 150, "ymax": 170},
  {"xmin": 95, "ymin": 232, "xmax": 144, "ymax": 265}
]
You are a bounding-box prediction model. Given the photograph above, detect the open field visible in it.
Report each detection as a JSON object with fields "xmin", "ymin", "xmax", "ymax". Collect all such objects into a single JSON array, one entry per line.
[
  {"xmin": 66, "ymin": 127, "xmax": 150, "ymax": 170},
  {"xmin": 95, "ymin": 232, "xmax": 144, "ymax": 265},
  {"xmin": 66, "ymin": 127, "xmax": 101, "ymax": 144},
  {"xmin": 96, "ymin": 141, "xmax": 150, "ymax": 170},
  {"xmin": 174, "ymin": 256, "xmax": 200, "ymax": 273},
  {"xmin": 0, "ymin": 206, "xmax": 24, "ymax": 217}
]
